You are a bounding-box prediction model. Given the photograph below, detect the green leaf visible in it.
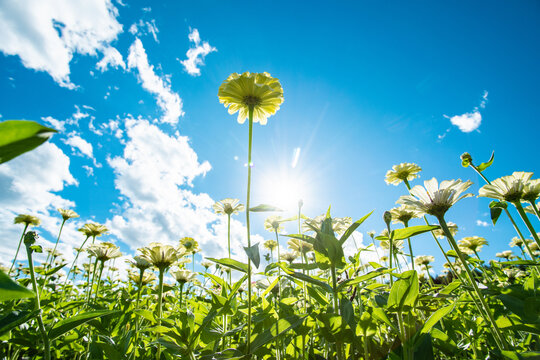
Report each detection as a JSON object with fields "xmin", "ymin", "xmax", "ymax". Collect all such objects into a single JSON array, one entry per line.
[
  {"xmin": 206, "ymin": 257, "xmax": 248, "ymax": 273},
  {"xmin": 279, "ymin": 263, "xmax": 333, "ymax": 293},
  {"xmin": 498, "ymin": 260, "xmax": 539, "ymax": 266},
  {"xmin": 35, "ymin": 263, "xmax": 66, "ymax": 276},
  {"xmin": 391, "ymin": 225, "xmax": 440, "ymax": 240},
  {"xmin": 338, "ymin": 211, "xmax": 373, "ymax": 246},
  {"xmin": 133, "ymin": 309, "xmax": 156, "ymax": 323},
  {"xmin": 387, "ymin": 270, "xmax": 419, "ymax": 312},
  {"xmin": 0, "ymin": 120, "xmax": 57, "ymax": 164},
  {"xmin": 249, "ymin": 204, "xmax": 283, "ymax": 212},
  {"xmin": 0, "ymin": 269, "xmax": 35, "ymax": 301},
  {"xmin": 419, "ymin": 304, "xmax": 454, "ymax": 334},
  {"xmin": 0, "ymin": 310, "xmax": 39, "ymax": 336},
  {"xmin": 477, "ymin": 151, "xmax": 494, "ymax": 172},
  {"xmin": 250, "ymin": 315, "xmax": 306, "ymax": 353},
  {"xmin": 489, "ymin": 201, "xmax": 507, "ymax": 225},
  {"xmin": 48, "ymin": 310, "xmax": 120, "ymax": 340},
  {"xmin": 30, "ymin": 245, "xmax": 43, "ymax": 253},
  {"xmin": 337, "ymin": 267, "xmax": 388, "ymax": 291},
  {"xmin": 340, "ymin": 298, "xmax": 355, "ymax": 329},
  {"xmin": 243, "ymin": 242, "xmax": 260, "ymax": 269}
]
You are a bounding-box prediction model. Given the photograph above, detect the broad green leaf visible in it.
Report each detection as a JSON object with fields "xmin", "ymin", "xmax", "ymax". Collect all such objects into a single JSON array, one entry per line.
[
  {"xmin": 420, "ymin": 304, "xmax": 454, "ymax": 334},
  {"xmin": 340, "ymin": 298, "xmax": 355, "ymax": 329},
  {"xmin": 288, "ymin": 262, "xmax": 319, "ymax": 271},
  {"xmin": 133, "ymin": 309, "xmax": 156, "ymax": 323},
  {"xmin": 249, "ymin": 204, "xmax": 283, "ymax": 212},
  {"xmin": 35, "ymin": 263, "xmax": 66, "ymax": 276},
  {"xmin": 371, "ymin": 307, "xmax": 398, "ymax": 333},
  {"xmin": 391, "ymin": 225, "xmax": 440, "ymax": 240},
  {"xmin": 477, "ymin": 151, "xmax": 494, "ymax": 172},
  {"xmin": 338, "ymin": 211, "xmax": 373, "ymax": 246},
  {"xmin": 0, "ymin": 310, "xmax": 38, "ymax": 336},
  {"xmin": 279, "ymin": 263, "xmax": 332, "ymax": 293},
  {"xmin": 49, "ymin": 310, "xmax": 120, "ymax": 340},
  {"xmin": 337, "ymin": 267, "xmax": 388, "ymax": 291},
  {"xmin": 0, "ymin": 269, "xmax": 35, "ymax": 301},
  {"xmin": 387, "ymin": 270, "xmax": 419, "ymax": 312},
  {"xmin": 250, "ymin": 315, "xmax": 306, "ymax": 352},
  {"xmin": 0, "ymin": 120, "xmax": 57, "ymax": 164},
  {"xmin": 244, "ymin": 242, "xmax": 261, "ymax": 269},
  {"xmin": 206, "ymin": 257, "xmax": 248, "ymax": 273},
  {"xmin": 498, "ymin": 260, "xmax": 539, "ymax": 266},
  {"xmin": 261, "ymin": 276, "xmax": 280, "ymax": 298},
  {"xmin": 489, "ymin": 201, "xmax": 507, "ymax": 225},
  {"xmin": 439, "ymin": 281, "xmax": 461, "ymax": 295}
]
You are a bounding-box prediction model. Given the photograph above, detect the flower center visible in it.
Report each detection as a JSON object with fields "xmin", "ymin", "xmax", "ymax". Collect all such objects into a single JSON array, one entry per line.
[{"xmin": 243, "ymin": 95, "xmax": 262, "ymax": 107}]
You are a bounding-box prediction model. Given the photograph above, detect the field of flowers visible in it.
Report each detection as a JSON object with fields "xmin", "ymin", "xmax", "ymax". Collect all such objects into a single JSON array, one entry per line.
[{"xmin": 1, "ymin": 72, "xmax": 539, "ymax": 359}]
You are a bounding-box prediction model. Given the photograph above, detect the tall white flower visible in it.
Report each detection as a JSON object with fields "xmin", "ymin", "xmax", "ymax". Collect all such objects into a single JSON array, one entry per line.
[
  {"xmin": 478, "ymin": 172, "xmax": 533, "ymax": 202},
  {"xmin": 385, "ymin": 163, "xmax": 422, "ymax": 186},
  {"xmin": 397, "ymin": 178, "xmax": 474, "ymax": 218}
]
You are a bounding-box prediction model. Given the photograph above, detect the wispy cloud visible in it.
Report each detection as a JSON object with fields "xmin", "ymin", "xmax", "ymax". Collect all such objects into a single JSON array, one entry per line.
[
  {"xmin": 476, "ymin": 220, "xmax": 490, "ymax": 227},
  {"xmin": 444, "ymin": 90, "xmax": 488, "ymax": 133},
  {"xmin": 96, "ymin": 46, "xmax": 126, "ymax": 72},
  {"xmin": 129, "ymin": 19, "xmax": 159, "ymax": 42},
  {"xmin": 127, "ymin": 38, "xmax": 184, "ymax": 124},
  {"xmin": 64, "ymin": 132, "xmax": 94, "ymax": 159},
  {"xmin": 179, "ymin": 28, "xmax": 216, "ymax": 76},
  {"xmin": 0, "ymin": 0, "xmax": 122, "ymax": 88}
]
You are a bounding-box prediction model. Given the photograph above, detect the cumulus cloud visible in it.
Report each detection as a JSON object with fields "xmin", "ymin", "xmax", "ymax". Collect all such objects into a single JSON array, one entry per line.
[
  {"xmin": 106, "ymin": 118, "xmax": 259, "ymax": 260},
  {"xmin": 179, "ymin": 28, "xmax": 216, "ymax": 76},
  {"xmin": 127, "ymin": 38, "xmax": 184, "ymax": 124},
  {"xmin": 96, "ymin": 46, "xmax": 126, "ymax": 72},
  {"xmin": 129, "ymin": 19, "xmax": 159, "ymax": 42},
  {"xmin": 445, "ymin": 91, "xmax": 488, "ymax": 133},
  {"xmin": 0, "ymin": 0, "xmax": 123, "ymax": 88},
  {"xmin": 42, "ymin": 116, "xmax": 65, "ymax": 132},
  {"xmin": 0, "ymin": 142, "xmax": 81, "ymax": 265}
]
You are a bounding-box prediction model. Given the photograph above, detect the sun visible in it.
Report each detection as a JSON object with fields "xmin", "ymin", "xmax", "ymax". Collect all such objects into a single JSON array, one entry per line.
[{"xmin": 259, "ymin": 172, "xmax": 310, "ymax": 212}]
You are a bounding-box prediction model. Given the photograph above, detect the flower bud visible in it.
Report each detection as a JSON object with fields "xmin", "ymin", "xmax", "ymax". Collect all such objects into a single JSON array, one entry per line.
[
  {"xmin": 460, "ymin": 152, "xmax": 472, "ymax": 167},
  {"xmin": 383, "ymin": 211, "xmax": 392, "ymax": 227}
]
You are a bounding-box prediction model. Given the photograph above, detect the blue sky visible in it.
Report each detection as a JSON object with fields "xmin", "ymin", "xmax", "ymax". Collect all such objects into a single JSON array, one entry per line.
[{"xmin": 1, "ymin": 0, "xmax": 539, "ymax": 276}]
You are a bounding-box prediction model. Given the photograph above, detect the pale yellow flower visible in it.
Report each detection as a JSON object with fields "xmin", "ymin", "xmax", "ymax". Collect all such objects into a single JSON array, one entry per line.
[
  {"xmin": 200, "ymin": 260, "xmax": 213, "ymax": 270},
  {"xmin": 433, "ymin": 221, "xmax": 458, "ymax": 239},
  {"xmin": 171, "ymin": 269, "xmax": 197, "ymax": 284},
  {"xmin": 78, "ymin": 223, "xmax": 108, "ymax": 238},
  {"xmin": 179, "ymin": 237, "xmax": 200, "ymax": 254},
  {"xmin": 522, "ymin": 179, "xmax": 540, "ymax": 202},
  {"xmin": 127, "ymin": 256, "xmax": 152, "ymax": 271},
  {"xmin": 218, "ymin": 72, "xmax": 284, "ymax": 125},
  {"xmin": 128, "ymin": 270, "xmax": 156, "ymax": 285},
  {"xmin": 509, "ymin": 237, "xmax": 524, "ymax": 248},
  {"xmin": 478, "ymin": 172, "xmax": 533, "ymax": 202},
  {"xmin": 496, "ymin": 250, "xmax": 513, "ymax": 260},
  {"xmin": 263, "ymin": 239, "xmax": 278, "ymax": 251},
  {"xmin": 389, "ymin": 205, "xmax": 421, "ymax": 225},
  {"xmin": 139, "ymin": 242, "xmax": 184, "ymax": 270},
  {"xmin": 87, "ymin": 242, "xmax": 122, "ymax": 262},
  {"xmin": 458, "ymin": 236, "xmax": 488, "ymax": 254},
  {"xmin": 264, "ymin": 215, "xmax": 284, "ymax": 233},
  {"xmin": 414, "ymin": 255, "xmax": 435, "ymax": 266},
  {"xmin": 303, "ymin": 215, "xmax": 352, "ymax": 235},
  {"xmin": 287, "ymin": 238, "xmax": 313, "ymax": 254},
  {"xmin": 213, "ymin": 198, "xmax": 245, "ymax": 215},
  {"xmin": 58, "ymin": 208, "xmax": 79, "ymax": 221},
  {"xmin": 14, "ymin": 214, "xmax": 40, "ymax": 226},
  {"xmin": 385, "ymin": 163, "xmax": 422, "ymax": 186},
  {"xmin": 280, "ymin": 251, "xmax": 299, "ymax": 263},
  {"xmin": 397, "ymin": 178, "xmax": 474, "ymax": 218}
]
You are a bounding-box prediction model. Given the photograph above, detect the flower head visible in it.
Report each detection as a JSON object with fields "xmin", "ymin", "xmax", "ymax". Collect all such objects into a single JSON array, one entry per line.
[
  {"xmin": 433, "ymin": 221, "xmax": 458, "ymax": 239},
  {"xmin": 458, "ymin": 236, "xmax": 488, "ymax": 254},
  {"xmin": 287, "ymin": 238, "xmax": 313, "ymax": 254},
  {"xmin": 522, "ymin": 179, "xmax": 540, "ymax": 202},
  {"xmin": 478, "ymin": 172, "xmax": 533, "ymax": 202},
  {"xmin": 179, "ymin": 237, "xmax": 200, "ymax": 254},
  {"xmin": 200, "ymin": 260, "xmax": 213, "ymax": 270},
  {"xmin": 303, "ymin": 215, "xmax": 352, "ymax": 235},
  {"xmin": 385, "ymin": 163, "xmax": 422, "ymax": 186},
  {"xmin": 79, "ymin": 223, "xmax": 108, "ymax": 238},
  {"xmin": 525, "ymin": 202, "xmax": 539, "ymax": 215},
  {"xmin": 171, "ymin": 269, "xmax": 197, "ymax": 284},
  {"xmin": 496, "ymin": 250, "xmax": 513, "ymax": 260},
  {"xmin": 127, "ymin": 256, "xmax": 153, "ymax": 271},
  {"xmin": 213, "ymin": 198, "xmax": 245, "ymax": 216},
  {"xmin": 414, "ymin": 255, "xmax": 435, "ymax": 267},
  {"xmin": 389, "ymin": 205, "xmax": 421, "ymax": 225},
  {"xmin": 397, "ymin": 178, "xmax": 474, "ymax": 218},
  {"xmin": 264, "ymin": 215, "xmax": 284, "ymax": 233},
  {"xmin": 58, "ymin": 208, "xmax": 79, "ymax": 221},
  {"xmin": 263, "ymin": 239, "xmax": 278, "ymax": 251},
  {"xmin": 139, "ymin": 242, "xmax": 184, "ymax": 271},
  {"xmin": 128, "ymin": 270, "xmax": 156, "ymax": 285},
  {"xmin": 87, "ymin": 242, "xmax": 122, "ymax": 262},
  {"xmin": 367, "ymin": 230, "xmax": 376, "ymax": 239},
  {"xmin": 218, "ymin": 72, "xmax": 284, "ymax": 125},
  {"xmin": 380, "ymin": 239, "xmax": 404, "ymax": 253},
  {"xmin": 509, "ymin": 237, "xmax": 525, "ymax": 248},
  {"xmin": 14, "ymin": 214, "xmax": 40, "ymax": 226},
  {"xmin": 280, "ymin": 251, "xmax": 299, "ymax": 263}
]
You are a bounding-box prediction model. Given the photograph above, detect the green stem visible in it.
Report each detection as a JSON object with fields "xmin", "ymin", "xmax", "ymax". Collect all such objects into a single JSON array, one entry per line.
[
  {"xmin": 330, "ymin": 266, "xmax": 343, "ymax": 360},
  {"xmin": 86, "ymin": 258, "xmax": 99, "ymax": 306},
  {"xmin": 438, "ymin": 215, "xmax": 508, "ymax": 350},
  {"xmin": 25, "ymin": 241, "xmax": 51, "ymax": 360},
  {"xmin": 156, "ymin": 269, "xmax": 165, "ymax": 360},
  {"xmin": 61, "ymin": 235, "xmax": 90, "ymax": 301},
  {"xmin": 46, "ymin": 219, "xmax": 66, "ymax": 269},
  {"xmin": 405, "ymin": 220, "xmax": 414, "ymax": 271},
  {"xmin": 275, "ymin": 229, "xmax": 282, "ymax": 300},
  {"xmin": 227, "ymin": 213, "xmax": 232, "ymax": 285},
  {"xmin": 530, "ymin": 201, "xmax": 540, "ymax": 222},
  {"xmin": 514, "ymin": 201, "xmax": 540, "ymax": 249},
  {"xmin": 10, "ymin": 224, "xmax": 29, "ymax": 274},
  {"xmin": 245, "ymin": 106, "xmax": 254, "ymax": 357},
  {"xmin": 93, "ymin": 261, "xmax": 105, "ymax": 303}
]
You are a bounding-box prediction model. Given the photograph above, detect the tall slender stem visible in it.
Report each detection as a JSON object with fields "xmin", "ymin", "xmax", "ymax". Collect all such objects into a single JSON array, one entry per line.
[
  {"xmin": 530, "ymin": 201, "xmax": 540, "ymax": 222},
  {"xmin": 330, "ymin": 265, "xmax": 343, "ymax": 360},
  {"xmin": 245, "ymin": 106, "xmax": 254, "ymax": 356},
  {"xmin": 514, "ymin": 201, "xmax": 540, "ymax": 249},
  {"xmin": 404, "ymin": 220, "xmax": 414, "ymax": 271},
  {"xmin": 25, "ymin": 239, "xmax": 51, "ymax": 360},
  {"xmin": 438, "ymin": 215, "xmax": 508, "ymax": 350},
  {"xmin": 156, "ymin": 269, "xmax": 165, "ymax": 360},
  {"xmin": 45, "ymin": 219, "xmax": 66, "ymax": 269},
  {"xmin": 61, "ymin": 235, "xmax": 90, "ymax": 301},
  {"xmin": 227, "ymin": 213, "xmax": 232, "ymax": 285},
  {"xmin": 10, "ymin": 223, "xmax": 29, "ymax": 274}
]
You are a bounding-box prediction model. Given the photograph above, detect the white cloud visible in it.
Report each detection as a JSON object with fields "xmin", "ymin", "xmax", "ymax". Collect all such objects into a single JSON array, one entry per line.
[
  {"xmin": 445, "ymin": 91, "xmax": 488, "ymax": 133},
  {"xmin": 106, "ymin": 118, "xmax": 257, "ymax": 261},
  {"xmin": 82, "ymin": 165, "xmax": 94, "ymax": 176},
  {"xmin": 129, "ymin": 19, "xmax": 159, "ymax": 42},
  {"xmin": 127, "ymin": 38, "xmax": 183, "ymax": 124},
  {"xmin": 476, "ymin": 220, "xmax": 490, "ymax": 227},
  {"xmin": 180, "ymin": 28, "xmax": 216, "ymax": 76},
  {"xmin": 64, "ymin": 132, "xmax": 94, "ymax": 159},
  {"xmin": 96, "ymin": 46, "xmax": 126, "ymax": 72},
  {"xmin": 0, "ymin": 142, "xmax": 82, "ymax": 265},
  {"xmin": 42, "ymin": 116, "xmax": 65, "ymax": 132},
  {"xmin": 0, "ymin": 0, "xmax": 123, "ymax": 88}
]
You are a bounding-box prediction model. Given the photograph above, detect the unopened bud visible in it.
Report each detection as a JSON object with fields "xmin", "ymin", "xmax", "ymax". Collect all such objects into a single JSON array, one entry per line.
[
  {"xmin": 24, "ymin": 231, "xmax": 38, "ymax": 246},
  {"xmin": 383, "ymin": 211, "xmax": 392, "ymax": 227},
  {"xmin": 460, "ymin": 152, "xmax": 472, "ymax": 167}
]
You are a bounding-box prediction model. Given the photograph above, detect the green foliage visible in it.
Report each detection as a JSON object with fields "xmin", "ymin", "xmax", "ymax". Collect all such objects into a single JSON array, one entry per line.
[{"xmin": 0, "ymin": 120, "xmax": 57, "ymax": 164}]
